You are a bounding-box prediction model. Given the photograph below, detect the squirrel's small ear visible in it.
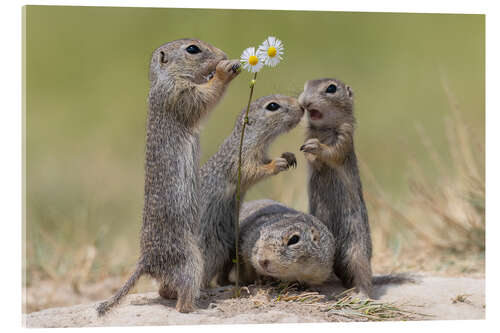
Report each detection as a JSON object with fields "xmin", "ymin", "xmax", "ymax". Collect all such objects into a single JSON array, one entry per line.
[
  {"xmin": 159, "ymin": 51, "xmax": 168, "ymax": 64},
  {"xmin": 347, "ymin": 85, "xmax": 353, "ymax": 98}
]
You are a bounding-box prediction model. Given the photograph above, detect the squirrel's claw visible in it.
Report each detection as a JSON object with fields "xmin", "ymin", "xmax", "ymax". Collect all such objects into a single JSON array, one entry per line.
[
  {"xmin": 216, "ymin": 59, "xmax": 241, "ymax": 83},
  {"xmin": 231, "ymin": 63, "xmax": 241, "ymax": 73},
  {"xmin": 281, "ymin": 152, "xmax": 297, "ymax": 169},
  {"xmin": 300, "ymin": 138, "xmax": 320, "ymax": 154}
]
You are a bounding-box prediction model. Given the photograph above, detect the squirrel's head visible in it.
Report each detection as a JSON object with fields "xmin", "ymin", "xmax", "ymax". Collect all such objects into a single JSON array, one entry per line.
[
  {"xmin": 236, "ymin": 95, "xmax": 304, "ymax": 147},
  {"xmin": 298, "ymin": 78, "xmax": 354, "ymax": 129},
  {"xmin": 250, "ymin": 214, "xmax": 334, "ymax": 285},
  {"xmin": 149, "ymin": 38, "xmax": 227, "ymax": 85}
]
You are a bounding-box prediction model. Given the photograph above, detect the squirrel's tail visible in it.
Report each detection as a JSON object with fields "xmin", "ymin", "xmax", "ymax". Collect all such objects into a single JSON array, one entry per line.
[
  {"xmin": 372, "ymin": 273, "xmax": 416, "ymax": 285},
  {"xmin": 96, "ymin": 263, "xmax": 145, "ymax": 317}
]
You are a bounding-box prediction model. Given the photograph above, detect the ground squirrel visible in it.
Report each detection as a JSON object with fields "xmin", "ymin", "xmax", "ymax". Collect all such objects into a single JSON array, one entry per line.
[
  {"xmin": 199, "ymin": 95, "xmax": 303, "ymax": 286},
  {"xmin": 97, "ymin": 39, "xmax": 240, "ymax": 315},
  {"xmin": 237, "ymin": 199, "xmax": 335, "ymax": 285},
  {"xmin": 237, "ymin": 199, "xmax": 414, "ymax": 288},
  {"xmin": 298, "ymin": 78, "xmax": 373, "ymax": 297}
]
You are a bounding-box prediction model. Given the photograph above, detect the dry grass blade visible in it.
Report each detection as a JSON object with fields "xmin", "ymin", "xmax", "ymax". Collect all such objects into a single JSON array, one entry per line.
[
  {"xmin": 451, "ymin": 294, "xmax": 472, "ymax": 304},
  {"xmin": 278, "ymin": 291, "xmax": 325, "ymax": 303},
  {"xmin": 327, "ymin": 294, "xmax": 427, "ymax": 321},
  {"xmin": 70, "ymin": 245, "xmax": 97, "ymax": 295},
  {"xmin": 362, "ymin": 75, "xmax": 484, "ymax": 256},
  {"xmin": 271, "ymin": 281, "xmax": 325, "ymax": 304}
]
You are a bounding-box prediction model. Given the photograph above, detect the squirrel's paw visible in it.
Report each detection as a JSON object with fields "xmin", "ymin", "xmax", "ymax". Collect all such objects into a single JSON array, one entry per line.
[
  {"xmin": 216, "ymin": 59, "xmax": 241, "ymax": 83},
  {"xmin": 300, "ymin": 138, "xmax": 321, "ymax": 154},
  {"xmin": 273, "ymin": 157, "xmax": 290, "ymax": 174},
  {"xmin": 281, "ymin": 152, "xmax": 297, "ymax": 168}
]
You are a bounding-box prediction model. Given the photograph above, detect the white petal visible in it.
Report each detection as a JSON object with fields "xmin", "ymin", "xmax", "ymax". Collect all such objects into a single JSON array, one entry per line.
[
  {"xmin": 256, "ymin": 48, "xmax": 266, "ymax": 57},
  {"xmin": 242, "ymin": 62, "xmax": 252, "ymax": 71},
  {"xmin": 250, "ymin": 62, "xmax": 264, "ymax": 72},
  {"xmin": 241, "ymin": 47, "xmax": 255, "ymax": 62},
  {"xmin": 269, "ymin": 57, "xmax": 280, "ymax": 67}
]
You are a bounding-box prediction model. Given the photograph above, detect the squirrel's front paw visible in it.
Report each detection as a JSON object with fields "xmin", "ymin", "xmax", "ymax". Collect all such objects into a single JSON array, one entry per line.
[
  {"xmin": 281, "ymin": 152, "xmax": 297, "ymax": 169},
  {"xmin": 272, "ymin": 153, "xmax": 297, "ymax": 174},
  {"xmin": 300, "ymin": 138, "xmax": 321, "ymax": 154},
  {"xmin": 216, "ymin": 59, "xmax": 241, "ymax": 83},
  {"xmin": 273, "ymin": 158, "xmax": 291, "ymax": 173}
]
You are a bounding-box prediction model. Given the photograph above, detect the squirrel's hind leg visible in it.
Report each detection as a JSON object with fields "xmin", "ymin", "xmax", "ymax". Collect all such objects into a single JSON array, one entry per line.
[
  {"xmin": 174, "ymin": 245, "xmax": 204, "ymax": 313},
  {"xmin": 216, "ymin": 261, "xmax": 233, "ymax": 286},
  {"xmin": 174, "ymin": 274, "xmax": 199, "ymax": 313},
  {"xmin": 334, "ymin": 246, "xmax": 373, "ymax": 298},
  {"xmin": 158, "ymin": 283, "xmax": 177, "ymax": 299}
]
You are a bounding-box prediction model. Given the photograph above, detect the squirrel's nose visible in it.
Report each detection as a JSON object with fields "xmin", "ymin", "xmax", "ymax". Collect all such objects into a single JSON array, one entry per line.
[
  {"xmin": 298, "ymin": 93, "xmax": 309, "ymax": 109},
  {"xmin": 259, "ymin": 259, "xmax": 269, "ymax": 270},
  {"xmin": 301, "ymin": 102, "xmax": 312, "ymax": 110}
]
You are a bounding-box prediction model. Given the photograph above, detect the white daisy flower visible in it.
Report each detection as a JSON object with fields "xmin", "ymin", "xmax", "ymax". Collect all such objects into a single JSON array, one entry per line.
[
  {"xmin": 257, "ymin": 36, "xmax": 284, "ymax": 67},
  {"xmin": 240, "ymin": 47, "xmax": 264, "ymax": 73}
]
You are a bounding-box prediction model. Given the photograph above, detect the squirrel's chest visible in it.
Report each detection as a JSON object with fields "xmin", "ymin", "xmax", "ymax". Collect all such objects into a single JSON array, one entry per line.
[
  {"xmin": 145, "ymin": 130, "xmax": 200, "ymax": 182},
  {"xmin": 182, "ymin": 133, "xmax": 200, "ymax": 167}
]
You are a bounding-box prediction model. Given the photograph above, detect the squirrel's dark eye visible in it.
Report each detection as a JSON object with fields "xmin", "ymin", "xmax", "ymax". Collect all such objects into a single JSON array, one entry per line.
[
  {"xmin": 326, "ymin": 84, "xmax": 337, "ymax": 94},
  {"xmin": 287, "ymin": 235, "xmax": 300, "ymax": 246},
  {"xmin": 266, "ymin": 102, "xmax": 280, "ymax": 111},
  {"xmin": 186, "ymin": 45, "xmax": 202, "ymax": 54}
]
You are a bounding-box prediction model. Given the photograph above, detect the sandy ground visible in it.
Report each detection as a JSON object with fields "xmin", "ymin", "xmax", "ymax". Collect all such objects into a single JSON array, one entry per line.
[{"xmin": 24, "ymin": 274, "xmax": 484, "ymax": 327}]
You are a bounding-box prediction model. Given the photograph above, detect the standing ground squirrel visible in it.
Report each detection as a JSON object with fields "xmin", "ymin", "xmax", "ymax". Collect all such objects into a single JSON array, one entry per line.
[
  {"xmin": 200, "ymin": 95, "xmax": 303, "ymax": 286},
  {"xmin": 97, "ymin": 39, "xmax": 240, "ymax": 315},
  {"xmin": 298, "ymin": 78, "xmax": 373, "ymax": 297},
  {"xmin": 237, "ymin": 199, "xmax": 335, "ymax": 285}
]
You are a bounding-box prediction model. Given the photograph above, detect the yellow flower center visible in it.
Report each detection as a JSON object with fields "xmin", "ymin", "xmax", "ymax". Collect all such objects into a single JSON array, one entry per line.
[
  {"xmin": 249, "ymin": 55, "xmax": 259, "ymax": 66},
  {"xmin": 267, "ymin": 47, "xmax": 277, "ymax": 58}
]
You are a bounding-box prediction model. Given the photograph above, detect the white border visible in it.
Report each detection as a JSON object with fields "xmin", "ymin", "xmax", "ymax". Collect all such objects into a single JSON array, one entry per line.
[
  {"xmin": 2, "ymin": 0, "xmax": 497, "ymax": 332},
  {"xmin": 3, "ymin": 0, "xmax": 492, "ymax": 13}
]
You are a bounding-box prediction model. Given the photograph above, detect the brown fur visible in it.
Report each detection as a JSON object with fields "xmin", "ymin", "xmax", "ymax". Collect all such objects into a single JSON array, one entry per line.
[
  {"xmin": 299, "ymin": 78, "xmax": 373, "ymax": 297},
  {"xmin": 237, "ymin": 199, "xmax": 335, "ymax": 285},
  {"xmin": 199, "ymin": 95, "xmax": 303, "ymax": 286},
  {"xmin": 96, "ymin": 39, "xmax": 240, "ymax": 315}
]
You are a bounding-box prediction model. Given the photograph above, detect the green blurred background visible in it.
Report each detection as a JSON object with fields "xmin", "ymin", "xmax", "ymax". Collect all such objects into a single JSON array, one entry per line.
[{"xmin": 24, "ymin": 6, "xmax": 484, "ymax": 281}]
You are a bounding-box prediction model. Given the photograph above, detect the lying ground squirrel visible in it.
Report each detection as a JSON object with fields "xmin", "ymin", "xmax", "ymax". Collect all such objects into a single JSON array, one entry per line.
[
  {"xmin": 97, "ymin": 39, "xmax": 240, "ymax": 315},
  {"xmin": 298, "ymin": 78, "xmax": 373, "ymax": 297},
  {"xmin": 200, "ymin": 95, "xmax": 303, "ymax": 287},
  {"xmin": 238, "ymin": 199, "xmax": 414, "ymax": 288},
  {"xmin": 238, "ymin": 199, "xmax": 335, "ymax": 285}
]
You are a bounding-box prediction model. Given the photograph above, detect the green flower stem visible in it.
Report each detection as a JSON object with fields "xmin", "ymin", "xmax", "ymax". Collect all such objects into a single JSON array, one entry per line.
[{"xmin": 234, "ymin": 71, "xmax": 258, "ymax": 297}]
